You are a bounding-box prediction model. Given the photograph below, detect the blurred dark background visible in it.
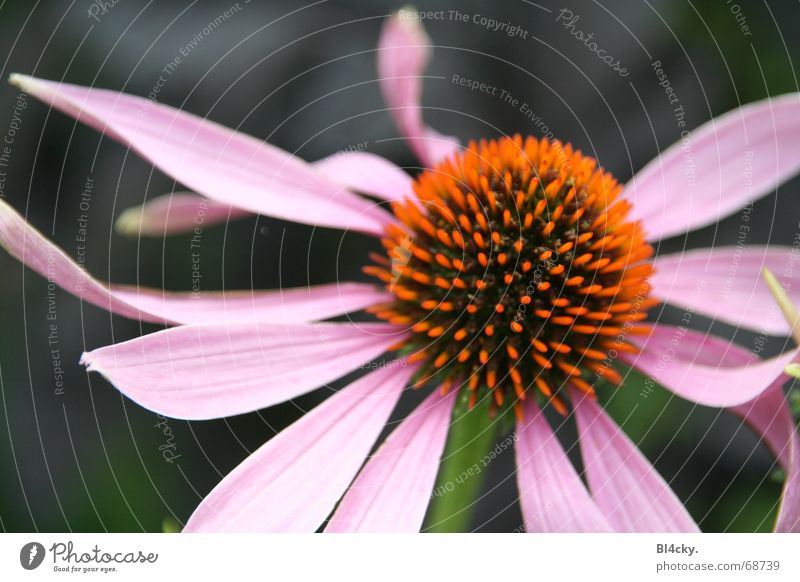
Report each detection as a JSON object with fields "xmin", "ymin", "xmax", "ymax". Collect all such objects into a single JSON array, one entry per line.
[{"xmin": 0, "ymin": 0, "xmax": 798, "ymax": 532}]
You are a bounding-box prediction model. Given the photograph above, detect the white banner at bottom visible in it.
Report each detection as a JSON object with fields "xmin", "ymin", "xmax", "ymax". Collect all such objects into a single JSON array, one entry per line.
[{"xmin": 0, "ymin": 533, "xmax": 797, "ymax": 580}]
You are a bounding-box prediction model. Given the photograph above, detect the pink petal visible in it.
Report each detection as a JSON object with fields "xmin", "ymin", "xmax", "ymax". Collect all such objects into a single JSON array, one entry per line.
[
  {"xmin": 732, "ymin": 382, "xmax": 792, "ymax": 466},
  {"xmin": 325, "ymin": 388, "xmax": 456, "ymax": 532},
  {"xmin": 10, "ymin": 74, "xmax": 390, "ymax": 235},
  {"xmin": 630, "ymin": 324, "xmax": 800, "ymax": 531},
  {"xmin": 778, "ymin": 429, "xmax": 800, "ymax": 532},
  {"xmin": 572, "ymin": 390, "xmax": 699, "ymax": 532},
  {"xmin": 651, "ymin": 246, "xmax": 800, "ymax": 335},
  {"xmin": 377, "ymin": 14, "xmax": 459, "ymax": 167},
  {"xmin": 115, "ymin": 192, "xmax": 250, "ymax": 236},
  {"xmin": 313, "ymin": 152, "xmax": 414, "ymax": 202},
  {"xmin": 731, "ymin": 384, "xmax": 800, "ymax": 532},
  {"xmin": 109, "ymin": 282, "xmax": 390, "ymax": 325},
  {"xmin": 124, "ymin": 151, "xmax": 417, "ymax": 236},
  {"xmin": 626, "ymin": 94, "xmax": 800, "ymax": 240},
  {"xmin": 81, "ymin": 322, "xmax": 407, "ymax": 420},
  {"xmin": 515, "ymin": 400, "xmax": 612, "ymax": 532},
  {"xmin": 184, "ymin": 362, "xmax": 416, "ymax": 532},
  {"xmin": 0, "ymin": 199, "xmax": 386, "ymax": 325},
  {"xmin": 626, "ymin": 324, "xmax": 798, "ymax": 407}
]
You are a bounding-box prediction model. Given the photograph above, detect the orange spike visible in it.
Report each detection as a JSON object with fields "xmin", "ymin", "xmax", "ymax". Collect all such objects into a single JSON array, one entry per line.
[
  {"xmin": 571, "ymin": 377, "xmax": 595, "ymax": 396},
  {"xmin": 532, "ymin": 353, "xmax": 553, "ymax": 369},
  {"xmin": 435, "ymin": 254, "xmax": 452, "ymax": 269},
  {"xmin": 556, "ymin": 361, "xmax": 582, "ymax": 377},
  {"xmin": 535, "ymin": 377, "xmax": 552, "ymax": 397},
  {"xmin": 428, "ymin": 326, "xmax": 445, "ymax": 337},
  {"xmin": 549, "ymin": 396, "xmax": 568, "ymax": 416},
  {"xmin": 493, "ymin": 387, "xmax": 504, "ymax": 406},
  {"xmin": 523, "ymin": 212, "xmax": 533, "ymax": 228},
  {"xmin": 532, "ymin": 338, "xmax": 548, "ymax": 352},
  {"xmin": 434, "ymin": 277, "xmax": 451, "ymax": 290}
]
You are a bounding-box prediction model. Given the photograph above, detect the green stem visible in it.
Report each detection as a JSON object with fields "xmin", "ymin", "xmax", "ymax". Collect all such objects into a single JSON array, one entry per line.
[{"xmin": 425, "ymin": 391, "xmax": 503, "ymax": 532}]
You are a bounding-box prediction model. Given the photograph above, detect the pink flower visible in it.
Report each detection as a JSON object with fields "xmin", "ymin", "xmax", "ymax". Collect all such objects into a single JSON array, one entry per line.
[{"xmin": 2, "ymin": 13, "xmax": 799, "ymax": 532}]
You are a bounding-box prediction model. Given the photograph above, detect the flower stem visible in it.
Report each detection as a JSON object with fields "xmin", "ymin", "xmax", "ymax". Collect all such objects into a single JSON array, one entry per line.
[{"xmin": 425, "ymin": 391, "xmax": 501, "ymax": 532}]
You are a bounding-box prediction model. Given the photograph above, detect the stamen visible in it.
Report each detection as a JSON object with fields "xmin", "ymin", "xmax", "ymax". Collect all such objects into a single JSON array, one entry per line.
[{"xmin": 365, "ymin": 135, "xmax": 654, "ymax": 415}]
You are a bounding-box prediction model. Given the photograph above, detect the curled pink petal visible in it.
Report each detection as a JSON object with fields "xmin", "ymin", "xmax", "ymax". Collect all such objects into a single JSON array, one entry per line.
[
  {"xmin": 778, "ymin": 430, "xmax": 800, "ymax": 532},
  {"xmin": 626, "ymin": 93, "xmax": 800, "ymax": 240},
  {"xmin": 377, "ymin": 13, "xmax": 459, "ymax": 167},
  {"xmin": 184, "ymin": 362, "xmax": 416, "ymax": 532},
  {"xmin": 115, "ymin": 192, "xmax": 250, "ymax": 236},
  {"xmin": 731, "ymin": 384, "xmax": 800, "ymax": 532},
  {"xmin": 516, "ymin": 399, "xmax": 612, "ymax": 532},
  {"xmin": 0, "ymin": 199, "xmax": 385, "ymax": 325},
  {"xmin": 81, "ymin": 322, "xmax": 407, "ymax": 420},
  {"xmin": 571, "ymin": 390, "xmax": 699, "ymax": 532},
  {"xmin": 326, "ymin": 388, "xmax": 456, "ymax": 532},
  {"xmin": 313, "ymin": 151, "xmax": 414, "ymax": 202},
  {"xmin": 627, "ymin": 324, "xmax": 798, "ymax": 407},
  {"xmin": 10, "ymin": 74, "xmax": 390, "ymax": 235},
  {"xmin": 630, "ymin": 324, "xmax": 799, "ymax": 531},
  {"xmin": 651, "ymin": 246, "xmax": 800, "ymax": 335}
]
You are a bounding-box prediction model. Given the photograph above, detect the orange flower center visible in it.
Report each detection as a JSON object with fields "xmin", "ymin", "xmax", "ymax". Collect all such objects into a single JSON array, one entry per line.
[{"xmin": 365, "ymin": 135, "xmax": 657, "ymax": 417}]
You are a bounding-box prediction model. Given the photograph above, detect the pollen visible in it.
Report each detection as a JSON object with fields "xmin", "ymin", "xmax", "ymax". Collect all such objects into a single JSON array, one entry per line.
[{"xmin": 366, "ymin": 135, "xmax": 657, "ymax": 417}]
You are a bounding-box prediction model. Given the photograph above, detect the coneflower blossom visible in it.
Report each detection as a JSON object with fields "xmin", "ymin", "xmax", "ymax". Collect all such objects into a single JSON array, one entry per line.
[{"xmin": 2, "ymin": 13, "xmax": 799, "ymax": 532}]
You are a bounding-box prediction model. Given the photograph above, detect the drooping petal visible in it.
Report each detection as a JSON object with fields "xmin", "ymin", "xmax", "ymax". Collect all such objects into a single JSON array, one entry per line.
[
  {"xmin": 625, "ymin": 93, "xmax": 800, "ymax": 240},
  {"xmin": 629, "ymin": 324, "xmax": 800, "ymax": 531},
  {"xmin": 81, "ymin": 322, "xmax": 407, "ymax": 420},
  {"xmin": 115, "ymin": 192, "xmax": 250, "ymax": 236},
  {"xmin": 314, "ymin": 151, "xmax": 415, "ymax": 202},
  {"xmin": 731, "ymin": 383, "xmax": 800, "ymax": 532},
  {"xmin": 325, "ymin": 388, "xmax": 456, "ymax": 532},
  {"xmin": 626, "ymin": 324, "xmax": 798, "ymax": 407},
  {"xmin": 377, "ymin": 14, "xmax": 459, "ymax": 167},
  {"xmin": 0, "ymin": 199, "xmax": 386, "ymax": 325},
  {"xmin": 10, "ymin": 74, "xmax": 390, "ymax": 235},
  {"xmin": 651, "ymin": 246, "xmax": 800, "ymax": 335},
  {"xmin": 515, "ymin": 400, "xmax": 612, "ymax": 532},
  {"xmin": 571, "ymin": 390, "xmax": 699, "ymax": 532},
  {"xmin": 184, "ymin": 361, "xmax": 416, "ymax": 532},
  {"xmin": 778, "ymin": 427, "xmax": 800, "ymax": 532}
]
